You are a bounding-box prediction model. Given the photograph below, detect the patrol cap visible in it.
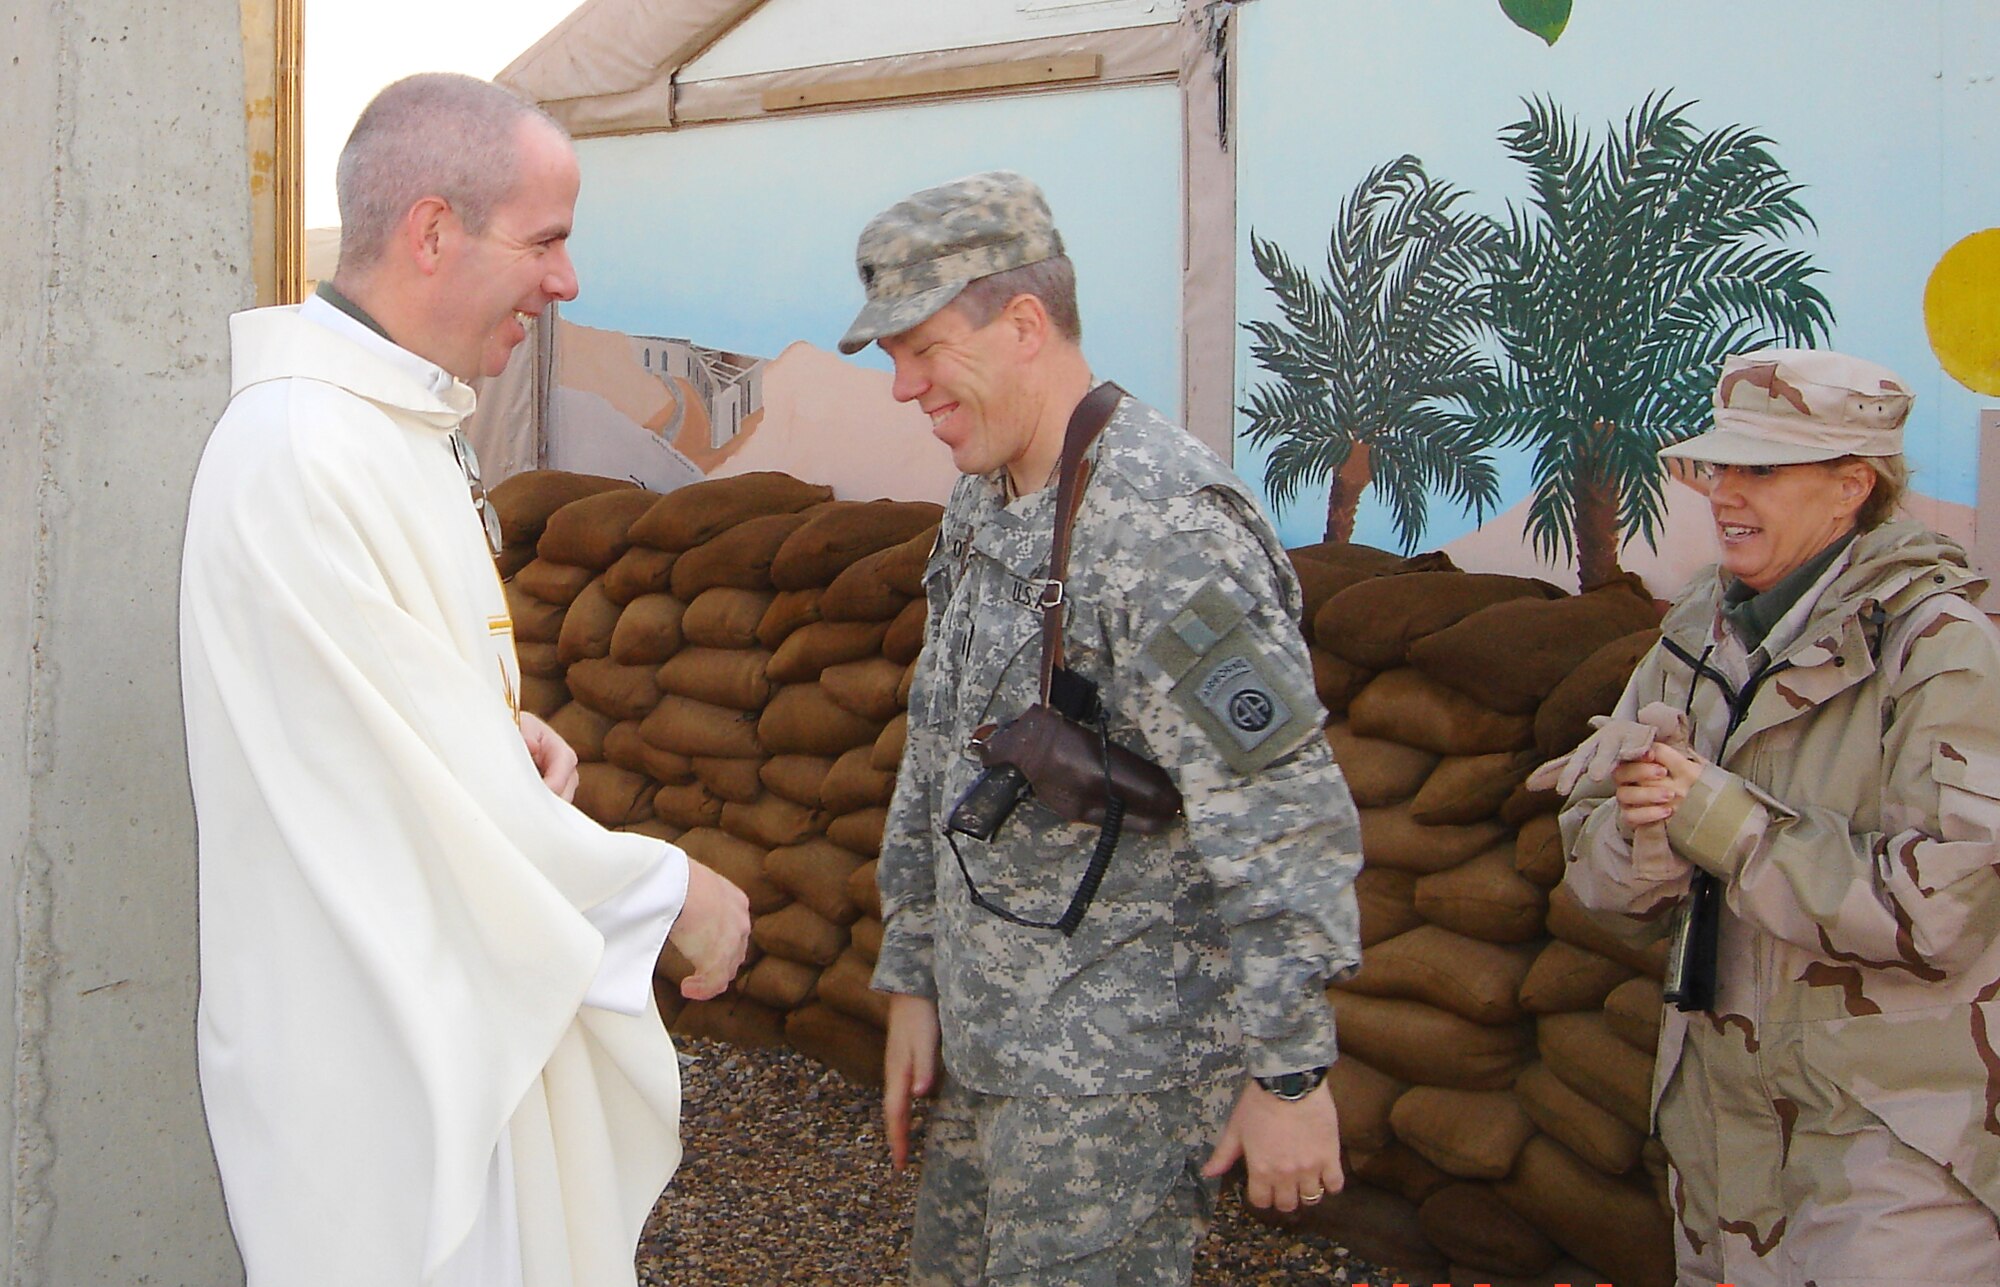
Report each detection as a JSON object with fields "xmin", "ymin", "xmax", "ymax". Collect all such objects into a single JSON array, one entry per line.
[
  {"xmin": 837, "ymin": 170, "xmax": 1065, "ymax": 355},
  {"xmin": 1658, "ymin": 347, "xmax": 1912, "ymax": 466}
]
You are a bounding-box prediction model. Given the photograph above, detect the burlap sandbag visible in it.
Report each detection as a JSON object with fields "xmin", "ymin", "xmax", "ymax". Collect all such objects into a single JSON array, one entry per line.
[
  {"xmin": 1413, "ymin": 844, "xmax": 1548, "ymax": 944},
  {"xmin": 672, "ymin": 994, "xmax": 786, "ymax": 1049},
  {"xmin": 816, "ymin": 948, "xmax": 890, "ymax": 1028},
  {"xmin": 1288, "ymin": 1182, "xmax": 1449, "ymax": 1279},
  {"xmin": 1351, "ymin": 1142, "xmax": 1450, "ymax": 1204},
  {"xmin": 721, "ymin": 794, "xmax": 828, "ymax": 850},
  {"xmin": 821, "ymin": 657, "xmax": 906, "ymax": 723},
  {"xmin": 756, "ymin": 588, "xmax": 823, "ymax": 651},
  {"xmin": 760, "ymin": 754, "xmax": 835, "ymax": 808},
  {"xmin": 1603, "ymin": 975, "xmax": 1664, "ymax": 1054},
  {"xmin": 822, "ymin": 542, "xmax": 915, "ymax": 623},
  {"xmin": 1328, "ymin": 992, "xmax": 1533, "ymax": 1090},
  {"xmin": 1519, "ymin": 939, "xmax": 1634, "ymax": 1015},
  {"xmin": 1417, "ymin": 1183, "xmax": 1560, "ymax": 1279},
  {"xmin": 652, "ymin": 780, "xmax": 724, "ymax": 831},
  {"xmin": 1391, "ymin": 1087, "xmax": 1535, "ymax": 1181},
  {"xmin": 626, "ymin": 471, "xmax": 833, "ymax": 553},
  {"xmin": 1409, "ymin": 751, "xmax": 1533, "ymax": 826},
  {"xmin": 678, "ymin": 826, "xmax": 787, "ymax": 915},
  {"xmin": 1512, "ymin": 812, "xmax": 1565, "ymax": 888},
  {"xmin": 765, "ymin": 838, "xmax": 866, "ymax": 925},
  {"xmin": 1318, "ymin": 571, "xmax": 1562, "ymax": 671},
  {"xmin": 1492, "ymin": 1136, "xmax": 1675, "ymax": 1287},
  {"xmin": 767, "ymin": 620, "xmax": 893, "ymax": 685},
  {"xmin": 896, "ymin": 660, "xmax": 916, "ymax": 708},
  {"xmin": 602, "ymin": 545, "xmax": 677, "ymax": 605},
  {"xmin": 512, "ymin": 558, "xmax": 596, "ymax": 606},
  {"xmin": 516, "ymin": 642, "xmax": 563, "ymax": 680},
  {"xmin": 1408, "ymin": 576, "xmax": 1662, "ymax": 715},
  {"xmin": 883, "ymin": 597, "xmax": 928, "ymax": 666},
  {"xmin": 573, "ymin": 763, "xmax": 654, "ymax": 828},
  {"xmin": 785, "ymin": 1003, "xmax": 887, "ymax": 1087},
  {"xmin": 1354, "ymin": 866, "xmax": 1424, "ymax": 948},
  {"xmin": 1533, "ymin": 627, "xmax": 1661, "ymax": 759},
  {"xmin": 1539, "ymin": 1011, "xmax": 1653, "ymax": 1133},
  {"xmin": 849, "ymin": 860, "xmax": 881, "ymax": 921},
  {"xmin": 1498, "ymin": 777, "xmax": 1563, "ymax": 829},
  {"xmin": 827, "ymin": 806, "xmax": 887, "ymax": 857},
  {"xmin": 538, "ymin": 488, "xmax": 660, "ymax": 570},
  {"xmin": 490, "ymin": 470, "xmax": 633, "ymax": 548},
  {"xmin": 1324, "ymin": 722, "xmax": 1438, "ymax": 808},
  {"xmin": 1289, "ymin": 554, "xmax": 1367, "ymax": 646},
  {"xmin": 566, "ymin": 657, "xmax": 663, "ymax": 722},
  {"xmin": 878, "ymin": 525, "xmax": 937, "ymax": 598},
  {"xmin": 1357, "ymin": 804, "xmax": 1509, "ymax": 876},
  {"xmin": 555, "ymin": 580, "xmax": 622, "ymax": 665},
  {"xmin": 760, "ymin": 683, "xmax": 884, "ymax": 757},
  {"xmin": 1309, "ymin": 646, "xmax": 1375, "ymax": 717},
  {"xmin": 506, "ymin": 583, "xmax": 567, "ymax": 644},
  {"xmin": 619, "ymin": 818, "xmax": 682, "ymax": 844},
  {"xmin": 603, "ymin": 721, "xmax": 694, "ymax": 784},
  {"xmin": 656, "ymin": 646, "xmax": 774, "ymax": 712},
  {"xmin": 739, "ymin": 954, "xmax": 819, "ymax": 1011},
  {"xmin": 518, "ymin": 675, "xmax": 568, "ymax": 720},
  {"xmin": 1334, "ymin": 924, "xmax": 1533, "ymax": 1025},
  {"xmin": 822, "ymin": 745, "xmax": 897, "ymax": 814},
  {"xmin": 850, "ymin": 913, "xmax": 883, "ymax": 961},
  {"xmin": 641, "ymin": 693, "xmax": 763, "ymax": 759},
  {"xmin": 692, "ymin": 756, "xmax": 765, "ymax": 806},
  {"xmin": 497, "ymin": 545, "xmax": 535, "ymax": 580},
  {"xmin": 771, "ymin": 500, "xmax": 944, "ymax": 591},
  {"xmin": 1349, "ymin": 668, "xmax": 1536, "ymax": 756},
  {"xmin": 608, "ymin": 592, "xmax": 686, "ymax": 665},
  {"xmin": 1323, "ymin": 1052, "xmax": 1405, "ymax": 1153},
  {"xmin": 753, "ymin": 902, "xmax": 849, "ymax": 967},
  {"xmin": 546, "ymin": 702, "xmax": 614, "ymax": 763},
  {"xmin": 1544, "ymin": 883, "xmax": 1669, "ymax": 977},
  {"xmin": 872, "ymin": 712, "xmax": 909, "ymax": 772},
  {"xmin": 670, "ymin": 510, "xmax": 814, "ymax": 600},
  {"xmin": 681, "ymin": 587, "xmax": 776, "ymax": 650},
  {"xmin": 1515, "ymin": 1061, "xmax": 1643, "ymax": 1176}
]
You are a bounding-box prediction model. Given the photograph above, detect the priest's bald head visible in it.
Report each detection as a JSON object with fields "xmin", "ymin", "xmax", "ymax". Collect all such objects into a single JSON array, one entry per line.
[{"xmin": 330, "ymin": 73, "xmax": 580, "ymax": 382}]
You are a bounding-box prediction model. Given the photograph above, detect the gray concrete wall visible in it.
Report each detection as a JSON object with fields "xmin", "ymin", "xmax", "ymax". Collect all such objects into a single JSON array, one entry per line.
[{"xmin": 1, "ymin": 0, "xmax": 249, "ymax": 1281}]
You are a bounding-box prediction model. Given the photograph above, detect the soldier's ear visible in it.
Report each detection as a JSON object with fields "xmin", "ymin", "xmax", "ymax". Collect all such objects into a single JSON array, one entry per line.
[{"xmin": 1000, "ymin": 292, "xmax": 1050, "ymax": 357}]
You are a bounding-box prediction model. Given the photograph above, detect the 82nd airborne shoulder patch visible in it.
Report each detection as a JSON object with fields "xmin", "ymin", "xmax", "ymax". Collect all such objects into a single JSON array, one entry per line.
[{"xmin": 1145, "ymin": 575, "xmax": 1317, "ymax": 775}]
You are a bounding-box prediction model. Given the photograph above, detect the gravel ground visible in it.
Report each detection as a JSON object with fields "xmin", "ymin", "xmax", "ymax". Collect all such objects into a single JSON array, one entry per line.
[{"xmin": 638, "ymin": 1039, "xmax": 1402, "ymax": 1286}]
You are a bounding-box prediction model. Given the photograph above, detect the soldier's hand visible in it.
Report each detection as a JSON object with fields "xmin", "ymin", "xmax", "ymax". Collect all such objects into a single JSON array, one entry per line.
[
  {"xmin": 666, "ymin": 858, "xmax": 750, "ymax": 1001},
  {"xmin": 518, "ymin": 711, "xmax": 580, "ymax": 802},
  {"xmin": 882, "ymin": 994, "xmax": 940, "ymax": 1170},
  {"xmin": 1202, "ymin": 1078, "xmax": 1344, "ymax": 1212}
]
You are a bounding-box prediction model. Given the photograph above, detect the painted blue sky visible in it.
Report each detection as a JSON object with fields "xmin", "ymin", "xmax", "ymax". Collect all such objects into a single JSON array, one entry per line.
[
  {"xmin": 565, "ymin": 83, "xmax": 1183, "ymax": 416},
  {"xmin": 1236, "ymin": 0, "xmax": 1996, "ymax": 551}
]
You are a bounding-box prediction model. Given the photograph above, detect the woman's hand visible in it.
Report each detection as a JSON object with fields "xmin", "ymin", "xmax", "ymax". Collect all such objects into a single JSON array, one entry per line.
[{"xmin": 1613, "ymin": 741, "xmax": 1701, "ymax": 830}]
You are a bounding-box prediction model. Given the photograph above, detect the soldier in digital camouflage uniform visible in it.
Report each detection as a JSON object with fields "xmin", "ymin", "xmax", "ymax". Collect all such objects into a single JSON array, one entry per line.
[
  {"xmin": 839, "ymin": 171, "xmax": 1363, "ymax": 1286},
  {"xmin": 1561, "ymin": 349, "xmax": 2000, "ymax": 1286}
]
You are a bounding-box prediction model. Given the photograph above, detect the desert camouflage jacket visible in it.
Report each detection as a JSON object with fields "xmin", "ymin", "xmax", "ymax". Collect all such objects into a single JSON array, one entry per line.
[
  {"xmin": 872, "ymin": 391, "xmax": 1362, "ymax": 1097},
  {"xmin": 1562, "ymin": 519, "xmax": 2000, "ymax": 1214}
]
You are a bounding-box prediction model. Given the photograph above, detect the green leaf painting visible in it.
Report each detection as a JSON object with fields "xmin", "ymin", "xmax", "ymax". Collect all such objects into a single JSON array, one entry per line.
[{"xmin": 1501, "ymin": 0, "xmax": 1571, "ymax": 45}]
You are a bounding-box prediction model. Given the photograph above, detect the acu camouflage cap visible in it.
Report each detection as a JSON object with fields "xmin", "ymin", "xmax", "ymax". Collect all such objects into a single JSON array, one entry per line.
[
  {"xmin": 1659, "ymin": 347, "xmax": 1912, "ymax": 466},
  {"xmin": 837, "ymin": 170, "xmax": 1064, "ymax": 355}
]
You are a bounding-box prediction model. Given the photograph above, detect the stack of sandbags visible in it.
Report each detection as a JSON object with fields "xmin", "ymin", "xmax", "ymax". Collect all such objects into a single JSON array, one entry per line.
[
  {"xmin": 1289, "ymin": 546, "xmax": 1675, "ymax": 1286},
  {"xmin": 492, "ymin": 469, "xmax": 938, "ymax": 1087}
]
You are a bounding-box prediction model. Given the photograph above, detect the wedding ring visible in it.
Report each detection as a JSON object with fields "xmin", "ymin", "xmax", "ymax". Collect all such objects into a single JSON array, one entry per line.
[{"xmin": 1301, "ymin": 1188, "xmax": 1325, "ymax": 1204}]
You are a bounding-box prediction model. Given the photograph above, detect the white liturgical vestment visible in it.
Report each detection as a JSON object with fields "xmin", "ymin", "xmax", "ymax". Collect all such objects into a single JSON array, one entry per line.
[{"xmin": 181, "ymin": 302, "xmax": 687, "ymax": 1286}]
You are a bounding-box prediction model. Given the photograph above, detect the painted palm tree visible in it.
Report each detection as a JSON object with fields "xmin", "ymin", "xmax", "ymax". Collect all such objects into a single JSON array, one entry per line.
[
  {"xmin": 1478, "ymin": 93, "xmax": 1835, "ymax": 585},
  {"xmin": 1241, "ymin": 155, "xmax": 1504, "ymax": 548}
]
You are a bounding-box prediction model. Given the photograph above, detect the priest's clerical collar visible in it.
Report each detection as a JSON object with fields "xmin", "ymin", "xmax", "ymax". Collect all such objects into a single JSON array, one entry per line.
[
  {"xmin": 314, "ymin": 281, "xmax": 394, "ymax": 344},
  {"xmin": 1721, "ymin": 528, "xmax": 1857, "ymax": 651}
]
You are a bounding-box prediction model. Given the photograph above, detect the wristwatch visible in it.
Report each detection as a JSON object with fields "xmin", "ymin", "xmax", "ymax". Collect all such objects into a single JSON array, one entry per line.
[{"xmin": 1253, "ymin": 1066, "xmax": 1330, "ymax": 1101}]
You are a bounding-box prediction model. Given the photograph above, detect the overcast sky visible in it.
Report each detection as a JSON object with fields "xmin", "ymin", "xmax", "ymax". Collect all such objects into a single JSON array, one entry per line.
[{"xmin": 303, "ymin": 0, "xmax": 583, "ymax": 227}]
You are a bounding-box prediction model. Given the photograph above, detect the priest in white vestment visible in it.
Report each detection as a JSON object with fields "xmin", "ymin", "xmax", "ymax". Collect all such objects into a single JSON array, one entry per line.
[{"xmin": 178, "ymin": 74, "xmax": 750, "ymax": 1287}]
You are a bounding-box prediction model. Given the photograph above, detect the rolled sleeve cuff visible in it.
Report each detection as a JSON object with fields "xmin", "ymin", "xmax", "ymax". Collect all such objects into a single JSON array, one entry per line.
[
  {"xmin": 1241, "ymin": 996, "xmax": 1340, "ymax": 1080},
  {"xmin": 869, "ymin": 908, "xmax": 937, "ymax": 999},
  {"xmin": 1665, "ymin": 764, "xmax": 1780, "ymax": 880}
]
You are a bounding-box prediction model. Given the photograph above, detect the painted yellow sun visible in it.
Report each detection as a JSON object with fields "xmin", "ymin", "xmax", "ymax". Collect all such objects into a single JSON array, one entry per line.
[{"xmin": 1925, "ymin": 228, "xmax": 2000, "ymax": 395}]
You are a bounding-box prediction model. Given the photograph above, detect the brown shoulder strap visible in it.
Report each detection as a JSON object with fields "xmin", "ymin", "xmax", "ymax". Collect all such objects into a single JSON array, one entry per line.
[{"xmin": 1039, "ymin": 381, "xmax": 1125, "ymax": 702}]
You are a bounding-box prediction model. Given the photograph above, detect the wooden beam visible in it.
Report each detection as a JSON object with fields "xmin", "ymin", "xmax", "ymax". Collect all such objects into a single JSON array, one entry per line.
[
  {"xmin": 760, "ymin": 52, "xmax": 1101, "ymax": 113},
  {"xmin": 239, "ymin": 0, "xmax": 303, "ymax": 306}
]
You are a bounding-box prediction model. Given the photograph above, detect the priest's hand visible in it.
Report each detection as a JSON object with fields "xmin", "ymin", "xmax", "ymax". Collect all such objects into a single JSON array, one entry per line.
[
  {"xmin": 518, "ymin": 711, "xmax": 580, "ymax": 802},
  {"xmin": 882, "ymin": 993, "xmax": 940, "ymax": 1170},
  {"xmin": 668, "ymin": 858, "xmax": 751, "ymax": 1000},
  {"xmin": 1201, "ymin": 1079, "xmax": 1344, "ymax": 1212}
]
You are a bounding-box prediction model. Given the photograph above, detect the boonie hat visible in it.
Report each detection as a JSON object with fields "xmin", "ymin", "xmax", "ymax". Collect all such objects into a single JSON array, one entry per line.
[
  {"xmin": 1658, "ymin": 347, "xmax": 1911, "ymax": 466},
  {"xmin": 837, "ymin": 170, "xmax": 1064, "ymax": 355}
]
